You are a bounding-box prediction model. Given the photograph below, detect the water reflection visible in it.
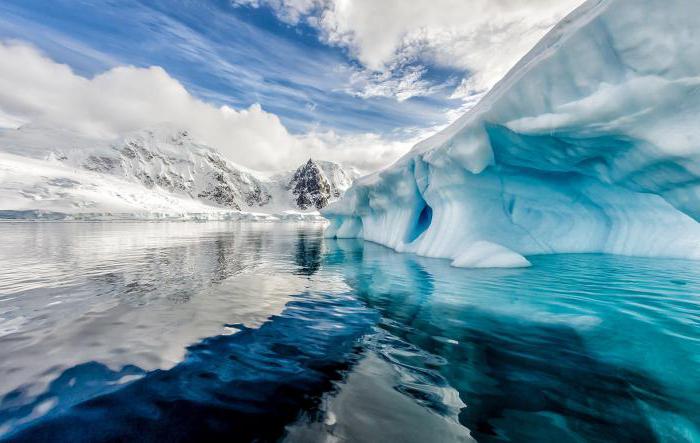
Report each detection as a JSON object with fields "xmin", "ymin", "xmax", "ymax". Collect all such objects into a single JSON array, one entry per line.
[
  {"xmin": 0, "ymin": 222, "xmax": 330, "ymax": 438},
  {"xmin": 0, "ymin": 224, "xmax": 698, "ymax": 442},
  {"xmin": 294, "ymin": 231, "xmax": 323, "ymax": 276},
  {"xmin": 1, "ymin": 289, "xmax": 376, "ymax": 442},
  {"xmin": 325, "ymin": 240, "xmax": 700, "ymax": 442}
]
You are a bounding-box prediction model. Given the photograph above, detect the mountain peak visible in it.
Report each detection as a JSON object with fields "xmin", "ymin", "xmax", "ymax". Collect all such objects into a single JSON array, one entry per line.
[
  {"xmin": 0, "ymin": 124, "xmax": 359, "ymax": 216},
  {"xmin": 289, "ymin": 159, "xmax": 332, "ymax": 210}
]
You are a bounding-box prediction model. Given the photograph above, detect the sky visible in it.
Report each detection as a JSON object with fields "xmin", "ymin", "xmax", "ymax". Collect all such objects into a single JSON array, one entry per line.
[{"xmin": 0, "ymin": 0, "xmax": 582, "ymax": 172}]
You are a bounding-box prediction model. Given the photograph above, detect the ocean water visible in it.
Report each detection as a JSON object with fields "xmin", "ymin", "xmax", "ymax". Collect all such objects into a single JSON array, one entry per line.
[{"xmin": 0, "ymin": 222, "xmax": 698, "ymax": 442}]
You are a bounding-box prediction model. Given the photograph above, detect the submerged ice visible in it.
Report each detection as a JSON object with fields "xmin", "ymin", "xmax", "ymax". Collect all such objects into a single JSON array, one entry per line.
[{"xmin": 323, "ymin": 0, "xmax": 700, "ymax": 267}]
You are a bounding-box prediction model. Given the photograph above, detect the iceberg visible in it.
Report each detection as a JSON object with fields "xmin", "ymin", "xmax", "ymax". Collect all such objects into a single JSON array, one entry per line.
[
  {"xmin": 451, "ymin": 241, "xmax": 531, "ymax": 269},
  {"xmin": 323, "ymin": 0, "xmax": 700, "ymax": 267}
]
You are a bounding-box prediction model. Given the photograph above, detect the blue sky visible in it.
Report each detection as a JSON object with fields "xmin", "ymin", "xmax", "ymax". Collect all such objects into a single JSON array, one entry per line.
[
  {"xmin": 0, "ymin": 0, "xmax": 580, "ymax": 170},
  {"xmin": 0, "ymin": 0, "xmax": 463, "ymax": 137}
]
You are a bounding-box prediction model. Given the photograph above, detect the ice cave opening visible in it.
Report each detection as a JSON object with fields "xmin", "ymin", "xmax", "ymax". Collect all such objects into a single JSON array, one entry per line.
[{"xmin": 406, "ymin": 201, "xmax": 433, "ymax": 244}]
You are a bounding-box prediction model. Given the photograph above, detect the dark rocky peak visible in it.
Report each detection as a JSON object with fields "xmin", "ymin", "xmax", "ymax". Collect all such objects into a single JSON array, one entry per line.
[{"xmin": 290, "ymin": 159, "xmax": 332, "ymax": 210}]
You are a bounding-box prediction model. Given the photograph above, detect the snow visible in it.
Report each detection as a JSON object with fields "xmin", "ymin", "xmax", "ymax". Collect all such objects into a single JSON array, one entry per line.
[
  {"xmin": 0, "ymin": 125, "xmax": 355, "ymax": 221},
  {"xmin": 323, "ymin": 0, "xmax": 700, "ymax": 267},
  {"xmin": 316, "ymin": 160, "xmax": 359, "ymax": 196},
  {"xmin": 0, "ymin": 151, "xmax": 212, "ymax": 215}
]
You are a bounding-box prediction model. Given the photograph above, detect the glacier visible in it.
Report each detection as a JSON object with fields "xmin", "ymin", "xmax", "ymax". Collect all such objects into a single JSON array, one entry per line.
[{"xmin": 323, "ymin": 0, "xmax": 700, "ymax": 267}]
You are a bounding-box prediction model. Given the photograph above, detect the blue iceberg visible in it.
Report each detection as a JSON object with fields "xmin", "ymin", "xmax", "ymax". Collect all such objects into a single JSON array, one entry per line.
[{"xmin": 323, "ymin": 0, "xmax": 700, "ymax": 267}]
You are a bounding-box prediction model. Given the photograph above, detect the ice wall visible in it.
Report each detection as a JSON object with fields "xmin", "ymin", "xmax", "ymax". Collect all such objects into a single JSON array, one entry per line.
[{"xmin": 323, "ymin": 0, "xmax": 700, "ymax": 267}]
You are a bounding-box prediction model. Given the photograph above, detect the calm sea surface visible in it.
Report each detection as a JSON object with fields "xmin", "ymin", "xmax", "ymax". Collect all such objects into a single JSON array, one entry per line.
[{"xmin": 0, "ymin": 222, "xmax": 698, "ymax": 442}]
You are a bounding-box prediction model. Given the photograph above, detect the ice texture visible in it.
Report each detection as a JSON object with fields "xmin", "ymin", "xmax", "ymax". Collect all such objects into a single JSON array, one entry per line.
[
  {"xmin": 451, "ymin": 242, "xmax": 531, "ymax": 269},
  {"xmin": 323, "ymin": 0, "xmax": 700, "ymax": 267}
]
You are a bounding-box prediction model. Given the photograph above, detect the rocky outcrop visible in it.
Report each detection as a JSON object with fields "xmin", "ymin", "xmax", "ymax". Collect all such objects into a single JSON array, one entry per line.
[
  {"xmin": 289, "ymin": 159, "xmax": 332, "ymax": 210},
  {"xmin": 96, "ymin": 129, "xmax": 272, "ymax": 210}
]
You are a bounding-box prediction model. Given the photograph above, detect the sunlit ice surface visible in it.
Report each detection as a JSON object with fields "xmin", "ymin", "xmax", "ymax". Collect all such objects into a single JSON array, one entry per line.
[{"xmin": 0, "ymin": 222, "xmax": 698, "ymax": 441}]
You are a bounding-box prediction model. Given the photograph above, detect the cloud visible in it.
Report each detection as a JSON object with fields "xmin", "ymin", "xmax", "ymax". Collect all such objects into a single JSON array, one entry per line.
[
  {"xmin": 298, "ymin": 130, "xmax": 415, "ymax": 172},
  {"xmin": 233, "ymin": 0, "xmax": 323, "ymax": 24},
  {"xmin": 234, "ymin": 0, "xmax": 582, "ymax": 93},
  {"xmin": 0, "ymin": 41, "xmax": 409, "ymax": 172},
  {"xmin": 343, "ymin": 64, "xmax": 452, "ymax": 102}
]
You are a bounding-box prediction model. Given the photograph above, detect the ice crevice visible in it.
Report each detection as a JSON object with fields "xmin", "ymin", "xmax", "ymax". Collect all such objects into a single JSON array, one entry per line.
[{"xmin": 323, "ymin": 0, "xmax": 700, "ymax": 268}]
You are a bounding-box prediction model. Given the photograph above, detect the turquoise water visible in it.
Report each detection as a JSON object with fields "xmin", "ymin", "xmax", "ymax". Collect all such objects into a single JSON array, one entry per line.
[{"xmin": 0, "ymin": 223, "xmax": 698, "ymax": 441}]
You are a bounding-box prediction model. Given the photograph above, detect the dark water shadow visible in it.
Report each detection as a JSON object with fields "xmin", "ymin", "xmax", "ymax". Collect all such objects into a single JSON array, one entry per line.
[
  {"xmin": 0, "ymin": 234, "xmax": 374, "ymax": 442},
  {"xmin": 1, "ymin": 295, "xmax": 377, "ymax": 442}
]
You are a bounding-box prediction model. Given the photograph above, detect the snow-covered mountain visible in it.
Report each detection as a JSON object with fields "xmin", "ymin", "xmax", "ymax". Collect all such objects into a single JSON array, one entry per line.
[
  {"xmin": 287, "ymin": 159, "xmax": 357, "ymax": 210},
  {"xmin": 0, "ymin": 125, "xmax": 359, "ymax": 220},
  {"xmin": 323, "ymin": 0, "xmax": 700, "ymax": 267}
]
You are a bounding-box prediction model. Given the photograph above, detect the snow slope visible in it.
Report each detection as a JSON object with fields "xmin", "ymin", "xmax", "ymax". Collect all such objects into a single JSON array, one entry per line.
[
  {"xmin": 0, "ymin": 125, "xmax": 357, "ymax": 220},
  {"xmin": 262, "ymin": 159, "xmax": 359, "ymax": 213},
  {"xmin": 323, "ymin": 0, "xmax": 700, "ymax": 267}
]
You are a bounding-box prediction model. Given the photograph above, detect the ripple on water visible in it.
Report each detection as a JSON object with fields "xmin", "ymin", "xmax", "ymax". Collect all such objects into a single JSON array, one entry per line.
[{"xmin": 0, "ymin": 224, "xmax": 698, "ymax": 442}]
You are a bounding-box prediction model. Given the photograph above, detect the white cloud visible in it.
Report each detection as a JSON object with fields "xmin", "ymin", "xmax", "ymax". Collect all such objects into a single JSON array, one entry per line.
[
  {"xmin": 299, "ymin": 130, "xmax": 415, "ymax": 173},
  {"xmin": 2, "ymin": 0, "xmax": 585, "ymax": 173},
  {"xmin": 235, "ymin": 0, "xmax": 582, "ymax": 94},
  {"xmin": 232, "ymin": 0, "xmax": 323, "ymax": 24},
  {"xmin": 0, "ymin": 41, "xmax": 408, "ymax": 172},
  {"xmin": 343, "ymin": 64, "xmax": 451, "ymax": 102}
]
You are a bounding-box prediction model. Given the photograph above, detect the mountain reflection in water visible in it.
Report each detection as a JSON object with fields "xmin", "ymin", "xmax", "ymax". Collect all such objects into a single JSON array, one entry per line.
[{"xmin": 0, "ymin": 222, "xmax": 698, "ymax": 442}]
